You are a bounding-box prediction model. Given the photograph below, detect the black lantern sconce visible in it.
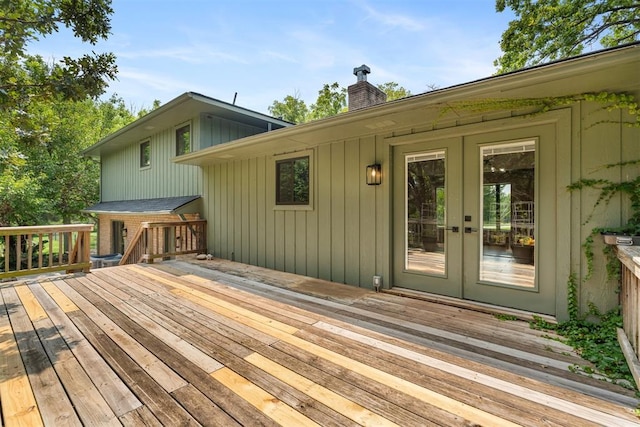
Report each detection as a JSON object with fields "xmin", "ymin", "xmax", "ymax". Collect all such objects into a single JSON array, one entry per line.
[
  {"xmin": 122, "ymin": 228, "xmax": 128, "ymax": 238},
  {"xmin": 366, "ymin": 164, "xmax": 382, "ymax": 185}
]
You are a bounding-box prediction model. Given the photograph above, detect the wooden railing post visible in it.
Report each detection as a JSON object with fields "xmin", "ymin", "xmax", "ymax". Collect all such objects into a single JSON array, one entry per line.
[
  {"xmin": 616, "ymin": 246, "xmax": 640, "ymax": 390},
  {"xmin": 117, "ymin": 220, "xmax": 207, "ymax": 266},
  {"xmin": 0, "ymin": 224, "xmax": 94, "ymax": 280}
]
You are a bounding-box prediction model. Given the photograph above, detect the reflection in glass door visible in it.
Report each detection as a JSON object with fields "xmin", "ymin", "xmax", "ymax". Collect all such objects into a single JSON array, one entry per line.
[
  {"xmin": 480, "ymin": 141, "xmax": 535, "ymax": 287},
  {"xmin": 406, "ymin": 151, "xmax": 446, "ymax": 275}
]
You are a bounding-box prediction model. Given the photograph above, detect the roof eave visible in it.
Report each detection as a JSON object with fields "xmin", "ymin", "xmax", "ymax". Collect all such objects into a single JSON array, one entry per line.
[
  {"xmin": 83, "ymin": 92, "xmax": 292, "ymax": 158},
  {"xmin": 174, "ymin": 43, "xmax": 640, "ymax": 166}
]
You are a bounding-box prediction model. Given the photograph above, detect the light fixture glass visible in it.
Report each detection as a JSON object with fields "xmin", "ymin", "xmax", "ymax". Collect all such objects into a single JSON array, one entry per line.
[{"xmin": 366, "ymin": 164, "xmax": 382, "ymax": 185}]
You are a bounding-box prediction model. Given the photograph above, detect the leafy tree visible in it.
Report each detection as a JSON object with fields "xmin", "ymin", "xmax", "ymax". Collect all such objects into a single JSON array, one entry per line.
[
  {"xmin": 0, "ymin": 0, "xmax": 117, "ymax": 108},
  {"xmin": 271, "ymin": 81, "xmax": 412, "ymax": 124},
  {"xmin": 495, "ymin": 0, "xmax": 640, "ymax": 73},
  {"xmin": 377, "ymin": 82, "xmax": 412, "ymax": 101},
  {"xmin": 0, "ymin": 94, "xmax": 137, "ymax": 227},
  {"xmin": 0, "ymin": 146, "xmax": 44, "ymax": 227},
  {"xmin": 95, "ymin": 93, "xmax": 139, "ymax": 136},
  {"xmin": 137, "ymin": 99, "xmax": 162, "ymax": 118},
  {"xmin": 268, "ymin": 92, "xmax": 308, "ymax": 124},
  {"xmin": 308, "ymin": 82, "xmax": 347, "ymax": 121}
]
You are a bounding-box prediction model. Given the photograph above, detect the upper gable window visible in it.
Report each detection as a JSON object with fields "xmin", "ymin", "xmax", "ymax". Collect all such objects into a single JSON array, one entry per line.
[
  {"xmin": 176, "ymin": 124, "xmax": 191, "ymax": 155},
  {"xmin": 276, "ymin": 156, "xmax": 309, "ymax": 205},
  {"xmin": 140, "ymin": 140, "xmax": 150, "ymax": 168}
]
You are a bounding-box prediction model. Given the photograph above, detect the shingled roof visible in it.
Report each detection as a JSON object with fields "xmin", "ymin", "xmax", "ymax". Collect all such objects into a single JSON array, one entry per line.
[{"xmin": 84, "ymin": 196, "xmax": 201, "ymax": 214}]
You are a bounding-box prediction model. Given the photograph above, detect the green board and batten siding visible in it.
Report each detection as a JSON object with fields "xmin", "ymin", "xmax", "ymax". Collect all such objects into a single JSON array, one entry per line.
[
  {"xmin": 101, "ymin": 121, "xmax": 202, "ymax": 202},
  {"xmin": 200, "ymin": 115, "xmax": 266, "ymax": 149},
  {"xmin": 100, "ymin": 114, "xmax": 266, "ymax": 202},
  {"xmin": 200, "ymin": 97, "xmax": 639, "ymax": 317},
  {"xmin": 203, "ymin": 135, "xmax": 386, "ymax": 288}
]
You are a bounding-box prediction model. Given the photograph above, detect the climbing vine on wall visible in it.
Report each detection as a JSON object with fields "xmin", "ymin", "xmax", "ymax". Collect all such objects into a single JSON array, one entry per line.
[{"xmin": 437, "ymin": 92, "xmax": 639, "ymax": 127}]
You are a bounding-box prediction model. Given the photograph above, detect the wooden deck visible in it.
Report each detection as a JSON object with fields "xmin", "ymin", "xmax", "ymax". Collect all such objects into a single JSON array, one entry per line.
[{"xmin": 2, "ymin": 258, "xmax": 639, "ymax": 426}]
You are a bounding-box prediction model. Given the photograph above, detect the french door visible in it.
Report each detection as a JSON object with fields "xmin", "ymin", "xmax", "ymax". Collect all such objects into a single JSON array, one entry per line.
[{"xmin": 393, "ymin": 124, "xmax": 557, "ymax": 315}]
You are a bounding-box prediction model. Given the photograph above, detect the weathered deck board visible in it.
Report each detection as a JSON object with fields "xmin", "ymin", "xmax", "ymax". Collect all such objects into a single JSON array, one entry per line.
[
  {"xmin": 1, "ymin": 287, "xmax": 81, "ymax": 426},
  {"xmin": 16, "ymin": 285, "xmax": 121, "ymax": 426},
  {"xmin": 27, "ymin": 282, "xmax": 142, "ymax": 417},
  {"xmin": 176, "ymin": 259, "xmax": 638, "ymax": 406},
  {"xmin": 0, "ymin": 291, "xmax": 44, "ymax": 427},
  {"xmin": 1, "ymin": 259, "xmax": 639, "ymax": 426},
  {"xmin": 127, "ymin": 264, "xmax": 636, "ymax": 427}
]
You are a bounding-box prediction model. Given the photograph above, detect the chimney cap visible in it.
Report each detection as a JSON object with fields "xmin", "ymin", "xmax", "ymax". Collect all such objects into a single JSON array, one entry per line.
[{"xmin": 353, "ymin": 64, "xmax": 371, "ymax": 82}]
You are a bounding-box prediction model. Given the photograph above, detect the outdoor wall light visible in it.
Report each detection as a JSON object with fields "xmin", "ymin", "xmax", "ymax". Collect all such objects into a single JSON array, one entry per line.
[
  {"xmin": 122, "ymin": 228, "xmax": 128, "ymax": 238},
  {"xmin": 366, "ymin": 164, "xmax": 382, "ymax": 185}
]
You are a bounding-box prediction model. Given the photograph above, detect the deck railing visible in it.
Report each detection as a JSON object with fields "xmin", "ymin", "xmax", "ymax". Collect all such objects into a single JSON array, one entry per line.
[
  {"xmin": 120, "ymin": 220, "xmax": 207, "ymax": 265},
  {"xmin": 616, "ymin": 246, "xmax": 640, "ymax": 387},
  {"xmin": 0, "ymin": 224, "xmax": 93, "ymax": 280}
]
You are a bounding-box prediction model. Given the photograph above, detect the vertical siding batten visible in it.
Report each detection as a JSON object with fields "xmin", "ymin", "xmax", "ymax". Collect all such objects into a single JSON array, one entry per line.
[
  {"xmin": 285, "ymin": 211, "xmax": 296, "ymax": 273},
  {"xmin": 331, "ymin": 141, "xmax": 346, "ymax": 283},
  {"xmin": 317, "ymin": 144, "xmax": 333, "ymax": 281},
  {"xmin": 345, "ymin": 139, "xmax": 361, "ymax": 286},
  {"xmin": 241, "ymin": 159, "xmax": 250, "ymax": 263},
  {"xmin": 249, "ymin": 158, "xmax": 258, "ymax": 266},
  {"xmin": 295, "ymin": 211, "xmax": 307, "ymax": 276},
  {"xmin": 233, "ymin": 160, "xmax": 242, "ymax": 262},
  {"xmin": 257, "ymin": 157, "xmax": 267, "ymax": 267}
]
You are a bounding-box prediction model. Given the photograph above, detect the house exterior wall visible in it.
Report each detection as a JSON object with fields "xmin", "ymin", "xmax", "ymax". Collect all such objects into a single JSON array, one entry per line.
[
  {"xmin": 203, "ymin": 135, "xmax": 385, "ymax": 288},
  {"xmin": 100, "ymin": 113, "xmax": 270, "ymax": 202},
  {"xmin": 100, "ymin": 119, "xmax": 203, "ymax": 202},
  {"xmin": 574, "ymin": 101, "xmax": 640, "ymax": 315},
  {"xmin": 200, "ymin": 96, "xmax": 640, "ymax": 320},
  {"xmin": 96, "ymin": 212, "xmax": 201, "ymax": 255},
  {"xmin": 200, "ymin": 114, "xmax": 267, "ymax": 149}
]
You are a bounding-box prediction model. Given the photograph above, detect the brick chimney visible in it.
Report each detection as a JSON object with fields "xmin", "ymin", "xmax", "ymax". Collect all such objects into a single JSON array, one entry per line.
[{"xmin": 347, "ymin": 65, "xmax": 387, "ymax": 111}]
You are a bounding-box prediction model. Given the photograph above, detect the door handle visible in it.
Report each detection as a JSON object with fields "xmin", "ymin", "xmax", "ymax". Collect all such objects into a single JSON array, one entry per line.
[
  {"xmin": 445, "ymin": 226, "xmax": 459, "ymax": 233},
  {"xmin": 464, "ymin": 227, "xmax": 478, "ymax": 233}
]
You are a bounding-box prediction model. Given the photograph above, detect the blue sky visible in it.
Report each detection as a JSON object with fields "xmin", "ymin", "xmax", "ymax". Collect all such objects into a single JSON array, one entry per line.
[{"xmin": 34, "ymin": 0, "xmax": 515, "ymax": 115}]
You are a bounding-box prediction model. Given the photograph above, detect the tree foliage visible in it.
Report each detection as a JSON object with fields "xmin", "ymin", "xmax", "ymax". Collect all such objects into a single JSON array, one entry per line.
[
  {"xmin": 270, "ymin": 81, "xmax": 410, "ymax": 123},
  {"xmin": 308, "ymin": 82, "xmax": 347, "ymax": 121},
  {"xmin": 495, "ymin": 0, "xmax": 640, "ymax": 73},
  {"xmin": 0, "ymin": 0, "xmax": 117, "ymax": 108},
  {"xmin": 268, "ymin": 92, "xmax": 308, "ymax": 124},
  {"xmin": 0, "ymin": 94, "xmax": 137, "ymax": 226},
  {"xmin": 377, "ymin": 82, "xmax": 412, "ymax": 101}
]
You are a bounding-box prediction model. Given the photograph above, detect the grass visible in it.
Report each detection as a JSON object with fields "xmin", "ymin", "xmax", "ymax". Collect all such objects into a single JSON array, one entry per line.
[{"xmin": 0, "ymin": 229, "xmax": 98, "ymax": 258}]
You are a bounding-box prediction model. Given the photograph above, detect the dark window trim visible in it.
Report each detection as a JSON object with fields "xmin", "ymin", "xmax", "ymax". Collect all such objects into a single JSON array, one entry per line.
[
  {"xmin": 139, "ymin": 140, "xmax": 151, "ymax": 168},
  {"xmin": 275, "ymin": 155, "xmax": 310, "ymax": 206},
  {"xmin": 175, "ymin": 123, "xmax": 191, "ymax": 156}
]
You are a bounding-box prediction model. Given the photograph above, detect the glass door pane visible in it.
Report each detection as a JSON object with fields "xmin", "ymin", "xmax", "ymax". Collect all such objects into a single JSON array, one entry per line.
[
  {"xmin": 480, "ymin": 141, "xmax": 535, "ymax": 287},
  {"xmin": 406, "ymin": 151, "xmax": 446, "ymax": 275}
]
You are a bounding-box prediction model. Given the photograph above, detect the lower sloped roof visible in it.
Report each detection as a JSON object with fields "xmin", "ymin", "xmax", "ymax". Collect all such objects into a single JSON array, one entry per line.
[{"xmin": 84, "ymin": 195, "xmax": 201, "ymax": 214}]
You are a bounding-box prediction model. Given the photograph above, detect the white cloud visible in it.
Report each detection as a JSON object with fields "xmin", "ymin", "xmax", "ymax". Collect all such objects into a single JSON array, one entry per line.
[
  {"xmin": 260, "ymin": 50, "xmax": 298, "ymax": 64},
  {"xmin": 117, "ymin": 45, "xmax": 247, "ymax": 65},
  {"xmin": 113, "ymin": 68, "xmax": 192, "ymax": 95},
  {"xmin": 356, "ymin": 0, "xmax": 427, "ymax": 32}
]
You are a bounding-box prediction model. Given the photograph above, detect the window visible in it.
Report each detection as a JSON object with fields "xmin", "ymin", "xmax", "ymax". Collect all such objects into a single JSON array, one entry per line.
[
  {"xmin": 140, "ymin": 140, "xmax": 150, "ymax": 167},
  {"xmin": 176, "ymin": 124, "xmax": 191, "ymax": 155},
  {"xmin": 276, "ymin": 156, "xmax": 309, "ymax": 205}
]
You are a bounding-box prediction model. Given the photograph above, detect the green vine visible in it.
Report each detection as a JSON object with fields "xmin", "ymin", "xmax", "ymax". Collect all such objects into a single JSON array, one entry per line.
[
  {"xmin": 583, "ymin": 232, "xmax": 596, "ymax": 282},
  {"xmin": 440, "ymin": 91, "xmax": 640, "ymax": 387},
  {"xmin": 568, "ymin": 160, "xmax": 640, "ymax": 284},
  {"xmin": 531, "ymin": 275, "xmax": 634, "ymax": 390},
  {"xmin": 439, "ymin": 91, "xmax": 639, "ymax": 127},
  {"xmin": 567, "ymin": 272, "xmax": 579, "ymax": 321}
]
